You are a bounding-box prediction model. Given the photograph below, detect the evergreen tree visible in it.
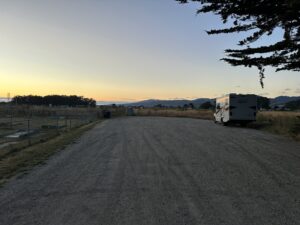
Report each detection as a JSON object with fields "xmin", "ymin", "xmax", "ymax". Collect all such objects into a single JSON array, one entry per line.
[
  {"xmin": 257, "ymin": 96, "xmax": 270, "ymax": 110},
  {"xmin": 11, "ymin": 95, "xmax": 96, "ymax": 107},
  {"xmin": 177, "ymin": 0, "xmax": 300, "ymax": 87},
  {"xmin": 200, "ymin": 101, "xmax": 213, "ymax": 109},
  {"xmin": 285, "ymin": 99, "xmax": 300, "ymax": 110}
]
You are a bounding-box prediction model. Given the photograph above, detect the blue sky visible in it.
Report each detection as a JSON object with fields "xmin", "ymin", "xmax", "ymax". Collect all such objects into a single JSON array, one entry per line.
[{"xmin": 0, "ymin": 0, "xmax": 299, "ymax": 101}]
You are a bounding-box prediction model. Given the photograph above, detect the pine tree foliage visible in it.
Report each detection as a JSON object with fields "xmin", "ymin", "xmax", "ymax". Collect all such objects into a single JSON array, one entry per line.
[{"xmin": 177, "ymin": 0, "xmax": 300, "ymax": 87}]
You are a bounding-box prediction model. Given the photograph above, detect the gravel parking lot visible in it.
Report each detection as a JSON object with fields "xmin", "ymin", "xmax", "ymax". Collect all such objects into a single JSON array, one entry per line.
[{"xmin": 0, "ymin": 117, "xmax": 299, "ymax": 225}]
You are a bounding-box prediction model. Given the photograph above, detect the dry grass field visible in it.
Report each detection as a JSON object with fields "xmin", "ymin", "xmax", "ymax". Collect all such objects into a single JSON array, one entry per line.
[
  {"xmin": 255, "ymin": 111, "xmax": 300, "ymax": 140},
  {"xmin": 134, "ymin": 108, "xmax": 214, "ymax": 120},
  {"xmin": 134, "ymin": 108, "xmax": 300, "ymax": 140}
]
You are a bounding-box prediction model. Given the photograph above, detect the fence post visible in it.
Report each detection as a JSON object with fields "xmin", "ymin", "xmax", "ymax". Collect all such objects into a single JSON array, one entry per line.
[
  {"xmin": 56, "ymin": 117, "xmax": 59, "ymax": 134},
  {"xmin": 27, "ymin": 119, "xmax": 31, "ymax": 146},
  {"xmin": 65, "ymin": 117, "xmax": 68, "ymax": 132}
]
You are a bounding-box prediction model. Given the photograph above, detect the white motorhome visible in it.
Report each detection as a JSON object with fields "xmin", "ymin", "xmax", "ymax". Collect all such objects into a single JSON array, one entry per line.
[{"xmin": 214, "ymin": 94, "xmax": 257, "ymax": 125}]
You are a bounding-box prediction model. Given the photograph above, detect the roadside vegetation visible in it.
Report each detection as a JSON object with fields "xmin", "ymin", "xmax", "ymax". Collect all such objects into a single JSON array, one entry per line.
[
  {"xmin": 134, "ymin": 108, "xmax": 300, "ymax": 141},
  {"xmin": 255, "ymin": 111, "xmax": 300, "ymax": 141},
  {"xmin": 0, "ymin": 121, "xmax": 100, "ymax": 185},
  {"xmin": 134, "ymin": 108, "xmax": 214, "ymax": 120}
]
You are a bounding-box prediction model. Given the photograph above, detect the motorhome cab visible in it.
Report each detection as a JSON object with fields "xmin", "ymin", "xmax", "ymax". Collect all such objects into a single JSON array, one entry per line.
[{"xmin": 214, "ymin": 94, "xmax": 257, "ymax": 125}]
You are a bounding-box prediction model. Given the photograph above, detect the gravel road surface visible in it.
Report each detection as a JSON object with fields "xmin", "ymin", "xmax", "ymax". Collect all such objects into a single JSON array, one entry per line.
[{"xmin": 0, "ymin": 117, "xmax": 300, "ymax": 225}]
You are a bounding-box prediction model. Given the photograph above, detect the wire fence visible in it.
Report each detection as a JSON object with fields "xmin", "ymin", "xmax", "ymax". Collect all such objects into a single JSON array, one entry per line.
[
  {"xmin": 0, "ymin": 104, "xmax": 129, "ymax": 156},
  {"xmin": 0, "ymin": 105, "xmax": 102, "ymax": 156}
]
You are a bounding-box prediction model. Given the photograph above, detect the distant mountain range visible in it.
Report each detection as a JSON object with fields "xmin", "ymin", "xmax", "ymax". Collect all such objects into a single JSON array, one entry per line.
[
  {"xmin": 123, "ymin": 98, "xmax": 212, "ymax": 108},
  {"xmin": 123, "ymin": 96, "xmax": 300, "ymax": 108},
  {"xmin": 269, "ymin": 96, "xmax": 300, "ymax": 106}
]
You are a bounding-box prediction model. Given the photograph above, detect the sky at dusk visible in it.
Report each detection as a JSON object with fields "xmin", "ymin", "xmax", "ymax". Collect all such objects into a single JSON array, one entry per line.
[{"xmin": 0, "ymin": 0, "xmax": 299, "ymax": 101}]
